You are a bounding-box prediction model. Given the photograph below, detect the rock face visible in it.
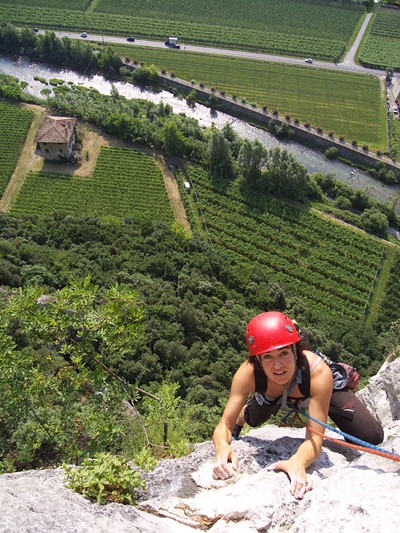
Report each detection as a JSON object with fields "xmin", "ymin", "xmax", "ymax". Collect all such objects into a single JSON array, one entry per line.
[{"xmin": 1, "ymin": 358, "xmax": 399, "ymax": 533}]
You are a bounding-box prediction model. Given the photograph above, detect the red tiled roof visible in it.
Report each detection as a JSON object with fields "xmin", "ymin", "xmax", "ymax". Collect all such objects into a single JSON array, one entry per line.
[{"xmin": 35, "ymin": 116, "xmax": 77, "ymax": 143}]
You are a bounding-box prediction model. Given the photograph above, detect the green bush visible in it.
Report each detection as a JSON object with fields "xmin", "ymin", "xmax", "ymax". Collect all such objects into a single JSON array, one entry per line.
[
  {"xmin": 63, "ymin": 452, "xmax": 145, "ymax": 505},
  {"xmin": 325, "ymin": 147, "xmax": 338, "ymax": 159}
]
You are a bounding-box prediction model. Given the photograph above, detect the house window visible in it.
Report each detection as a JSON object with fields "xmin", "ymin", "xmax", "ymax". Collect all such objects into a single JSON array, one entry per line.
[
  {"xmin": 45, "ymin": 149, "xmax": 49, "ymax": 153},
  {"xmin": 59, "ymin": 149, "xmax": 63, "ymax": 153}
]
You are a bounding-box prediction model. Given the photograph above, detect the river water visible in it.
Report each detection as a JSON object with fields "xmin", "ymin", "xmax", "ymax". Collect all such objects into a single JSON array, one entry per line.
[{"xmin": 1, "ymin": 55, "xmax": 399, "ymax": 211}]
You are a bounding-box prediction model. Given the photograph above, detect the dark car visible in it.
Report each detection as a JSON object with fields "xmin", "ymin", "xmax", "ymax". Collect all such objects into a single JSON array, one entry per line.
[{"xmin": 126, "ymin": 36, "xmax": 135, "ymax": 42}]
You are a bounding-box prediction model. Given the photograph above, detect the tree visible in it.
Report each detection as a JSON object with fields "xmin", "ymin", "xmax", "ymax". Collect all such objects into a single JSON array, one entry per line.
[
  {"xmin": 98, "ymin": 47, "xmax": 123, "ymax": 77},
  {"xmin": 386, "ymin": 67, "xmax": 394, "ymax": 85},
  {"xmin": 185, "ymin": 89, "xmax": 196, "ymax": 107},
  {"xmin": 334, "ymin": 195, "xmax": 352, "ymax": 210},
  {"xmin": 361, "ymin": 207, "xmax": 389, "ymax": 238},
  {"xmin": 208, "ymin": 93, "xmax": 218, "ymax": 108},
  {"xmin": 325, "ymin": 147, "xmax": 338, "ymax": 159},
  {"xmin": 132, "ymin": 65, "xmax": 159, "ymax": 86},
  {"xmin": 162, "ymin": 120, "xmax": 186, "ymax": 156},
  {"xmin": 237, "ymin": 139, "xmax": 267, "ymax": 185},
  {"xmin": 264, "ymin": 147, "xmax": 309, "ymax": 201},
  {"xmin": 0, "ymin": 279, "xmax": 145, "ymax": 471},
  {"xmin": 0, "ymin": 22, "xmax": 19, "ymax": 53},
  {"xmin": 207, "ymin": 127, "xmax": 235, "ymax": 179}
]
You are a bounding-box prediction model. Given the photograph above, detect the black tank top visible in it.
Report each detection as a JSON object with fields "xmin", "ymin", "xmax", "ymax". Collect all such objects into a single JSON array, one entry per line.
[{"xmin": 253, "ymin": 357, "xmax": 311, "ymax": 405}]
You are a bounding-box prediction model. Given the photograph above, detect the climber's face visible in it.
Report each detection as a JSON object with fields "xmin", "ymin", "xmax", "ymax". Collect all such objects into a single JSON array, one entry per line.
[{"xmin": 259, "ymin": 345, "xmax": 296, "ymax": 384}]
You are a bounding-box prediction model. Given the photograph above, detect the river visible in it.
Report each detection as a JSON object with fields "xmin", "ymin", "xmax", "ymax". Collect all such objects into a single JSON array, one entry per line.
[{"xmin": 1, "ymin": 55, "xmax": 399, "ymax": 212}]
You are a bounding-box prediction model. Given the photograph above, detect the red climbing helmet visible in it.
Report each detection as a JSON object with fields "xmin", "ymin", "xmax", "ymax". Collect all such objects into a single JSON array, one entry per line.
[{"xmin": 246, "ymin": 311, "xmax": 300, "ymax": 356}]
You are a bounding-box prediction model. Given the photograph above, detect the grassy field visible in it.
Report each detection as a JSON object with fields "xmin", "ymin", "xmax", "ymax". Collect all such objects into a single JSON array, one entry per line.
[
  {"xmin": 0, "ymin": 0, "xmax": 363, "ymax": 59},
  {"xmin": 0, "ymin": 101, "xmax": 33, "ymax": 197},
  {"xmin": 10, "ymin": 147, "xmax": 174, "ymax": 222},
  {"xmin": 359, "ymin": 6, "xmax": 400, "ymax": 70},
  {"xmin": 117, "ymin": 45, "xmax": 386, "ymax": 149},
  {"xmin": 185, "ymin": 166, "xmax": 395, "ymax": 326}
]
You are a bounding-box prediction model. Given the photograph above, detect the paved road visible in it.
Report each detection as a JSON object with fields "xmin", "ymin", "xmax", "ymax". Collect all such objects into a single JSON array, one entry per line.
[{"xmin": 52, "ymin": 30, "xmax": 386, "ymax": 77}]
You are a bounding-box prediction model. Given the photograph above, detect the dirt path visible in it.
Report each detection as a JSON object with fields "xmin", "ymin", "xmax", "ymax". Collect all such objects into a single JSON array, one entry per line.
[
  {"xmin": 340, "ymin": 12, "xmax": 372, "ymax": 68},
  {"xmin": 153, "ymin": 154, "xmax": 191, "ymax": 232},
  {"xmin": 0, "ymin": 109, "xmax": 191, "ymax": 231}
]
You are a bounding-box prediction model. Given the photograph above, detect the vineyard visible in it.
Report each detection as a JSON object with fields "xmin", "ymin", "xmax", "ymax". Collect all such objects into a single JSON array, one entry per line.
[
  {"xmin": 0, "ymin": 101, "xmax": 33, "ymax": 197},
  {"xmin": 187, "ymin": 167, "xmax": 389, "ymax": 324},
  {"xmin": 378, "ymin": 252, "xmax": 400, "ymax": 327},
  {"xmin": 359, "ymin": 6, "xmax": 400, "ymax": 70},
  {"xmin": 0, "ymin": 0, "xmax": 363, "ymax": 59},
  {"xmin": 10, "ymin": 147, "xmax": 174, "ymax": 222},
  {"xmin": 117, "ymin": 46, "xmax": 385, "ymax": 149}
]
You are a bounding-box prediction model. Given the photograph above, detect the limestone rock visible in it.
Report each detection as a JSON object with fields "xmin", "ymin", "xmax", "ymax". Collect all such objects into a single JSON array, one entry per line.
[{"xmin": 1, "ymin": 358, "xmax": 399, "ymax": 532}]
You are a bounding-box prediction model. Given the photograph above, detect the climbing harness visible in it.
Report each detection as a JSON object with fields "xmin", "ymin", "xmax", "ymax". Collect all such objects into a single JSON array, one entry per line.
[{"xmin": 281, "ymin": 406, "xmax": 400, "ymax": 463}]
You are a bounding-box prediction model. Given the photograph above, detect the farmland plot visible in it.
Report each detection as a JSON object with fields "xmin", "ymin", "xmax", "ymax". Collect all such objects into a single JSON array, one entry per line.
[
  {"xmin": 120, "ymin": 46, "xmax": 385, "ymax": 148},
  {"xmin": 0, "ymin": 0, "xmax": 363, "ymax": 59},
  {"xmin": 0, "ymin": 101, "xmax": 33, "ymax": 197},
  {"xmin": 188, "ymin": 167, "xmax": 386, "ymax": 324},
  {"xmin": 359, "ymin": 7, "xmax": 400, "ymax": 70},
  {"xmin": 11, "ymin": 147, "xmax": 174, "ymax": 222}
]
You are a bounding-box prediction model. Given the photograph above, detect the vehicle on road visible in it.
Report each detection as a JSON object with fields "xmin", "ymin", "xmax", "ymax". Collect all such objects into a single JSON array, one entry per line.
[
  {"xmin": 165, "ymin": 36, "xmax": 180, "ymax": 49},
  {"xmin": 33, "ymin": 27, "xmax": 39, "ymax": 33},
  {"xmin": 126, "ymin": 36, "xmax": 135, "ymax": 42},
  {"xmin": 393, "ymin": 105, "xmax": 398, "ymax": 115},
  {"xmin": 304, "ymin": 58, "xmax": 313, "ymax": 64},
  {"xmin": 80, "ymin": 32, "xmax": 88, "ymax": 38}
]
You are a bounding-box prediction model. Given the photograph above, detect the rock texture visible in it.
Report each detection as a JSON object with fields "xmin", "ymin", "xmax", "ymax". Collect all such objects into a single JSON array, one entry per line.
[{"xmin": 1, "ymin": 358, "xmax": 399, "ymax": 533}]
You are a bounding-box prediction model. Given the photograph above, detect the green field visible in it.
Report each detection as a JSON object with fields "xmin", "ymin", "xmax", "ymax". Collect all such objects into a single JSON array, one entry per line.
[
  {"xmin": 359, "ymin": 6, "xmax": 400, "ymax": 70},
  {"xmin": 0, "ymin": 101, "xmax": 33, "ymax": 197},
  {"xmin": 118, "ymin": 46, "xmax": 386, "ymax": 149},
  {"xmin": 0, "ymin": 0, "xmax": 363, "ymax": 59},
  {"xmin": 186, "ymin": 166, "xmax": 390, "ymax": 324},
  {"xmin": 10, "ymin": 147, "xmax": 174, "ymax": 221}
]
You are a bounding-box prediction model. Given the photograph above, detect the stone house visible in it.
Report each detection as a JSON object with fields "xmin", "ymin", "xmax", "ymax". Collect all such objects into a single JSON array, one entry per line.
[{"xmin": 35, "ymin": 116, "xmax": 77, "ymax": 161}]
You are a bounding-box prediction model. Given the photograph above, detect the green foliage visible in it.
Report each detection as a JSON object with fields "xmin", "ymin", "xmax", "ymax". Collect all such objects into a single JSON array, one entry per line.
[
  {"xmin": 131, "ymin": 64, "xmax": 160, "ymax": 86},
  {"xmin": 97, "ymin": 47, "xmax": 123, "ymax": 77},
  {"xmin": 334, "ymin": 195, "xmax": 352, "ymax": 210},
  {"xmin": 208, "ymin": 92, "xmax": 218, "ymax": 108},
  {"xmin": 63, "ymin": 452, "xmax": 145, "ymax": 505},
  {"xmin": 361, "ymin": 207, "xmax": 389, "ymax": 239},
  {"xmin": 185, "ymin": 89, "xmax": 197, "ymax": 107},
  {"xmin": 162, "ymin": 120, "xmax": 186, "ymax": 156},
  {"xmin": 141, "ymin": 382, "xmax": 190, "ymax": 453},
  {"xmin": 313, "ymin": 172, "xmax": 399, "ymax": 229},
  {"xmin": 132, "ymin": 447, "xmax": 158, "ymax": 471},
  {"xmin": 0, "ymin": 279, "xmax": 144, "ymax": 470},
  {"xmin": 207, "ymin": 128, "xmax": 235, "ymax": 179},
  {"xmin": 325, "ymin": 147, "xmax": 338, "ymax": 160},
  {"xmin": 237, "ymin": 139, "xmax": 267, "ymax": 186}
]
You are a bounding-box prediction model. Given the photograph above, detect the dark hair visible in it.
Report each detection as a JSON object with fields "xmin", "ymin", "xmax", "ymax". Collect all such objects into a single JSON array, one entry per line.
[{"xmin": 248, "ymin": 341, "xmax": 307, "ymax": 371}]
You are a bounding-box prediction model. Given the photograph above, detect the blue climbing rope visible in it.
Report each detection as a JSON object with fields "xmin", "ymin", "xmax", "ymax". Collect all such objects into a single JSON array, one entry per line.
[{"xmin": 294, "ymin": 406, "xmax": 400, "ymax": 461}]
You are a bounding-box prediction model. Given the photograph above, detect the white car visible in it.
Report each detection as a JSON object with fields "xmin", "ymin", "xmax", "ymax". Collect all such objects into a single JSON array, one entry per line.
[
  {"xmin": 393, "ymin": 105, "xmax": 399, "ymax": 114},
  {"xmin": 304, "ymin": 58, "xmax": 313, "ymax": 64},
  {"xmin": 80, "ymin": 32, "xmax": 88, "ymax": 38}
]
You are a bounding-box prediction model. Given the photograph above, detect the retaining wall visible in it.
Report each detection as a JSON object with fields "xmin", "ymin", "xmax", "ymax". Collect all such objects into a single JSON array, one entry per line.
[{"xmin": 160, "ymin": 74, "xmax": 400, "ymax": 174}]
